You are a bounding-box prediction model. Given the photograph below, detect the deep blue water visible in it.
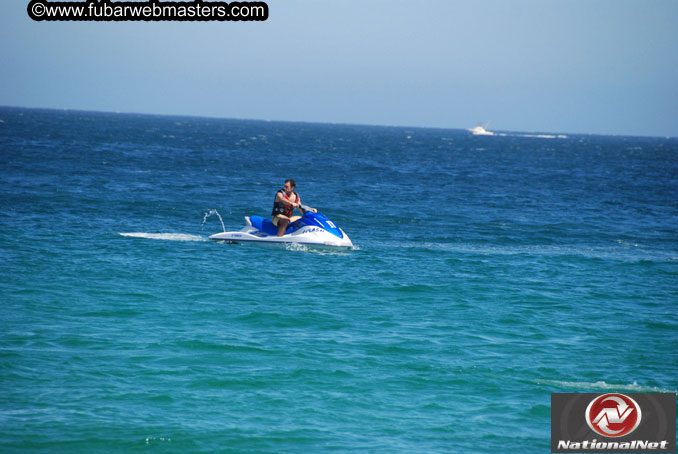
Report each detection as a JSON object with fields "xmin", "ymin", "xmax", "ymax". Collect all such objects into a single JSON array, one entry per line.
[{"xmin": 1, "ymin": 106, "xmax": 677, "ymax": 453}]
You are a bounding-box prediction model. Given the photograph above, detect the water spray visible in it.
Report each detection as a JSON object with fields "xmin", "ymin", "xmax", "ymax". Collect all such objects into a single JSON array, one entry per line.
[{"xmin": 202, "ymin": 209, "xmax": 226, "ymax": 232}]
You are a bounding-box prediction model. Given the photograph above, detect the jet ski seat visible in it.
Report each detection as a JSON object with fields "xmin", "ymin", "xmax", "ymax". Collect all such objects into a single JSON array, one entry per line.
[{"xmin": 248, "ymin": 216, "xmax": 294, "ymax": 236}]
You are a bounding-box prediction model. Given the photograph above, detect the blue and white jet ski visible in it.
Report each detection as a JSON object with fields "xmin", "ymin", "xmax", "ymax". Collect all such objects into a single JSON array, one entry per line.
[{"xmin": 209, "ymin": 211, "xmax": 353, "ymax": 248}]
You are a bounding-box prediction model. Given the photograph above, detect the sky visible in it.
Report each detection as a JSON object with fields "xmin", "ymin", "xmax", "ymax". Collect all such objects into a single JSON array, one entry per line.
[{"xmin": 1, "ymin": 0, "xmax": 677, "ymax": 137}]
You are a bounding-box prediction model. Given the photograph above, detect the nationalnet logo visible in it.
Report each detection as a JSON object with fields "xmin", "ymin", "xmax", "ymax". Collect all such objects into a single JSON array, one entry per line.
[
  {"xmin": 586, "ymin": 394, "xmax": 642, "ymax": 438},
  {"xmin": 551, "ymin": 393, "xmax": 676, "ymax": 453}
]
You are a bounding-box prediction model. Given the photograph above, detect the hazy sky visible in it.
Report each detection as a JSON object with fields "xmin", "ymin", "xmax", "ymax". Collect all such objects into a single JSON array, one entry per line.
[{"xmin": 1, "ymin": 0, "xmax": 677, "ymax": 136}]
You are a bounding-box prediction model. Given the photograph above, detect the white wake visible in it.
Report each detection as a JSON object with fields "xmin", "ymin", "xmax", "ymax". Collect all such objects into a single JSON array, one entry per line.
[{"xmin": 119, "ymin": 232, "xmax": 207, "ymax": 242}]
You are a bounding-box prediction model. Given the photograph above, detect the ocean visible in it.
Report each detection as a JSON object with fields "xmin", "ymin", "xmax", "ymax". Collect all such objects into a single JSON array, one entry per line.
[{"xmin": 1, "ymin": 106, "xmax": 676, "ymax": 453}]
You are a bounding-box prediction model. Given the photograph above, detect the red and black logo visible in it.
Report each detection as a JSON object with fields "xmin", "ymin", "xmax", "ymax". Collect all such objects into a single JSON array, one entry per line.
[{"xmin": 552, "ymin": 392, "xmax": 676, "ymax": 453}]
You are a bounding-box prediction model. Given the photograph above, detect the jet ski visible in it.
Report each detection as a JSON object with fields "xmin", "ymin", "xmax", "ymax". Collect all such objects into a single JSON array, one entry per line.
[{"xmin": 209, "ymin": 211, "xmax": 353, "ymax": 248}]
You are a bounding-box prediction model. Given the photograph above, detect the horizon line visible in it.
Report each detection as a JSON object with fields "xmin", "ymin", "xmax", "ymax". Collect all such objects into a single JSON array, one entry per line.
[{"xmin": 1, "ymin": 104, "xmax": 675, "ymax": 140}]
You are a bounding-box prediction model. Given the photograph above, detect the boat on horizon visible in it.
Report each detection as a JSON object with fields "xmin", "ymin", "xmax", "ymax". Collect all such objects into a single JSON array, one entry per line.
[{"xmin": 468, "ymin": 125, "xmax": 495, "ymax": 136}]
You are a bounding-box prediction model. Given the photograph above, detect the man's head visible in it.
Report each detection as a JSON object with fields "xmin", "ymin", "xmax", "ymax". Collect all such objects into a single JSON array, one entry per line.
[{"xmin": 283, "ymin": 179, "xmax": 296, "ymax": 193}]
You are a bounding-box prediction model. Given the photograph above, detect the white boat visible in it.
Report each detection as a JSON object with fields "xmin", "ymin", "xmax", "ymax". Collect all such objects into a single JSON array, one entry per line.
[
  {"xmin": 468, "ymin": 125, "xmax": 494, "ymax": 136},
  {"xmin": 209, "ymin": 211, "xmax": 353, "ymax": 248}
]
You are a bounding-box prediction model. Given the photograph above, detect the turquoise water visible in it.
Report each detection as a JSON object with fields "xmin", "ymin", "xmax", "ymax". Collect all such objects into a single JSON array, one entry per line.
[{"xmin": 1, "ymin": 107, "xmax": 677, "ymax": 453}]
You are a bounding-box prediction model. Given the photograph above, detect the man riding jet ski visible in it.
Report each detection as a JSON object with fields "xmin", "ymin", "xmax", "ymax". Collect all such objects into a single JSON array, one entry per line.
[
  {"xmin": 209, "ymin": 180, "xmax": 353, "ymax": 248},
  {"xmin": 271, "ymin": 179, "xmax": 316, "ymax": 236}
]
